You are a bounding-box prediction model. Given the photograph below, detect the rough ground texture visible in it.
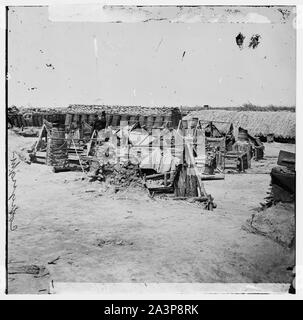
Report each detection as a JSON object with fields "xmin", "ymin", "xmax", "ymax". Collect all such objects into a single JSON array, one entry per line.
[
  {"xmin": 7, "ymin": 133, "xmax": 295, "ymax": 293},
  {"xmin": 243, "ymin": 142, "xmax": 295, "ymax": 248},
  {"xmin": 243, "ymin": 203, "xmax": 295, "ymax": 248}
]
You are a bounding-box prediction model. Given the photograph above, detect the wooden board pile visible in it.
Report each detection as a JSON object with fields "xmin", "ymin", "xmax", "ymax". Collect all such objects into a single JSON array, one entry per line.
[{"xmin": 224, "ymin": 152, "xmax": 248, "ymax": 172}]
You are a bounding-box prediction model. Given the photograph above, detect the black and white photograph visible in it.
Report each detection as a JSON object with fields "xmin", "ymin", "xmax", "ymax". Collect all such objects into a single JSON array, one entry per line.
[{"xmin": 3, "ymin": 1, "xmax": 301, "ymax": 298}]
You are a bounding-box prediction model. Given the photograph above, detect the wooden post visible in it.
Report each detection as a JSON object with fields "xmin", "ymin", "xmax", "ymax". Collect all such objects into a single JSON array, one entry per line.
[{"xmin": 184, "ymin": 141, "xmax": 207, "ymax": 197}]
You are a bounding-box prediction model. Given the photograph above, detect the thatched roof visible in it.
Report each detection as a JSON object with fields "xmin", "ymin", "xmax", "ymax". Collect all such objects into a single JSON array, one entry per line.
[{"xmin": 184, "ymin": 110, "xmax": 295, "ymax": 139}]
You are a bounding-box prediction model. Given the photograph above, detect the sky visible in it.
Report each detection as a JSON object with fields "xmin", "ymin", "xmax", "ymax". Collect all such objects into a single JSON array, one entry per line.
[{"xmin": 7, "ymin": 5, "xmax": 296, "ymax": 108}]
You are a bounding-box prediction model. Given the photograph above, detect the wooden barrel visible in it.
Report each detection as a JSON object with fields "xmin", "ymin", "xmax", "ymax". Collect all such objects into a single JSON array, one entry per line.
[
  {"xmin": 267, "ymin": 134, "xmax": 274, "ymax": 143},
  {"xmin": 16, "ymin": 114, "xmax": 22, "ymax": 127},
  {"xmin": 153, "ymin": 115, "xmax": 163, "ymax": 128},
  {"xmin": 106, "ymin": 113, "xmax": 113, "ymax": 127},
  {"xmin": 23, "ymin": 116, "xmax": 29, "ymax": 127},
  {"xmin": 139, "ymin": 115, "xmax": 146, "ymax": 127},
  {"xmin": 12, "ymin": 115, "xmax": 19, "ymax": 127},
  {"xmin": 81, "ymin": 114, "xmax": 88, "ymax": 124},
  {"xmin": 171, "ymin": 108, "xmax": 182, "ymax": 128},
  {"xmin": 129, "ymin": 115, "xmax": 139, "ymax": 126},
  {"xmin": 182, "ymin": 119, "xmax": 188, "ymax": 129},
  {"xmin": 26, "ymin": 114, "xmax": 33, "ymax": 126},
  {"xmin": 35, "ymin": 114, "xmax": 40, "ymax": 126},
  {"xmin": 65, "ymin": 113, "xmax": 73, "ymax": 126},
  {"xmin": 58, "ymin": 114, "xmax": 63, "ymax": 123},
  {"xmin": 111, "ymin": 114, "xmax": 120, "ymax": 127},
  {"xmin": 163, "ymin": 115, "xmax": 172, "ymax": 127},
  {"xmin": 204, "ymin": 165, "xmax": 215, "ymax": 175},
  {"xmin": 77, "ymin": 114, "xmax": 83, "ymax": 124},
  {"xmin": 32, "ymin": 113, "xmax": 38, "ymax": 126},
  {"xmin": 120, "ymin": 114, "xmax": 130, "ymax": 124},
  {"xmin": 37, "ymin": 114, "xmax": 43, "ymax": 126},
  {"xmin": 54, "ymin": 114, "xmax": 60, "ymax": 122},
  {"xmin": 61, "ymin": 114, "xmax": 66, "ymax": 124},
  {"xmin": 191, "ymin": 117, "xmax": 199, "ymax": 129},
  {"xmin": 46, "ymin": 125, "xmax": 68, "ymax": 167},
  {"xmin": 238, "ymin": 129, "xmax": 248, "ymax": 141},
  {"xmin": 255, "ymin": 145, "xmax": 264, "ymax": 160},
  {"xmin": 73, "ymin": 114, "xmax": 80, "ymax": 124},
  {"xmin": 146, "ymin": 115, "xmax": 155, "ymax": 129},
  {"xmin": 88, "ymin": 114, "xmax": 96, "ymax": 125},
  {"xmin": 20, "ymin": 115, "xmax": 26, "ymax": 127}
]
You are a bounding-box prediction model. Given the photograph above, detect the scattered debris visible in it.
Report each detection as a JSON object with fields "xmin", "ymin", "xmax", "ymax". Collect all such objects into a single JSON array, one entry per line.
[
  {"xmin": 47, "ymin": 256, "xmax": 61, "ymax": 265},
  {"xmin": 90, "ymin": 161, "xmax": 142, "ymax": 190},
  {"xmin": 34, "ymin": 270, "xmax": 50, "ymax": 278},
  {"xmin": 278, "ymin": 8, "xmax": 291, "ymax": 21},
  {"xmin": 46, "ymin": 63, "xmax": 55, "ymax": 70},
  {"xmin": 155, "ymin": 37, "xmax": 163, "ymax": 52},
  {"xmin": 248, "ymin": 34, "xmax": 261, "ymax": 49},
  {"xmin": 243, "ymin": 202, "xmax": 295, "ymax": 248},
  {"xmin": 95, "ymin": 238, "xmax": 134, "ymax": 247},
  {"xmin": 235, "ymin": 32, "xmax": 245, "ymax": 49},
  {"xmin": 8, "ymin": 264, "xmax": 43, "ymax": 275}
]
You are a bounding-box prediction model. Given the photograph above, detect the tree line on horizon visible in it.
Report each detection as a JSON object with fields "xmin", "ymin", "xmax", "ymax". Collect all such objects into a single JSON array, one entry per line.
[
  {"xmin": 180, "ymin": 103, "xmax": 295, "ymax": 113},
  {"xmin": 9, "ymin": 103, "xmax": 295, "ymax": 114}
]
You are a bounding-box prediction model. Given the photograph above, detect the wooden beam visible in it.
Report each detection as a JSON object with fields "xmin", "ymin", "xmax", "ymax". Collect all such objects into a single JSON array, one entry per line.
[
  {"xmin": 34, "ymin": 123, "xmax": 46, "ymax": 153},
  {"xmin": 200, "ymin": 174, "xmax": 225, "ymax": 181},
  {"xmin": 145, "ymin": 171, "xmax": 176, "ymax": 180},
  {"xmin": 184, "ymin": 141, "xmax": 207, "ymax": 197}
]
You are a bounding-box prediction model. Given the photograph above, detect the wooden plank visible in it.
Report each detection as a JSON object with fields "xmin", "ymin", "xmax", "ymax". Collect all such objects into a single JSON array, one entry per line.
[
  {"xmin": 278, "ymin": 150, "xmax": 295, "ymax": 167},
  {"xmin": 145, "ymin": 171, "xmax": 176, "ymax": 180},
  {"xmin": 86, "ymin": 130, "xmax": 97, "ymax": 156},
  {"xmin": 200, "ymin": 174, "xmax": 225, "ymax": 180},
  {"xmin": 34, "ymin": 123, "xmax": 46, "ymax": 153},
  {"xmin": 172, "ymin": 196, "xmax": 209, "ymax": 201},
  {"xmin": 147, "ymin": 186, "xmax": 174, "ymax": 193},
  {"xmin": 184, "ymin": 142, "xmax": 207, "ymax": 197}
]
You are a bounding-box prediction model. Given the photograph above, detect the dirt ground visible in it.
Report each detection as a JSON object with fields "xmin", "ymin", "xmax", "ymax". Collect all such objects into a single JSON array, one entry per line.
[{"xmin": 7, "ymin": 131, "xmax": 295, "ymax": 294}]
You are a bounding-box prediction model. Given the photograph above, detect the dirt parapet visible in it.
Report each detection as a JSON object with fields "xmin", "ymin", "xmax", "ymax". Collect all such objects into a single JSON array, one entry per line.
[{"xmin": 243, "ymin": 202, "xmax": 295, "ymax": 248}]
